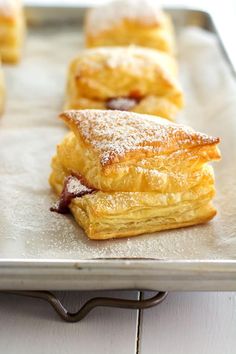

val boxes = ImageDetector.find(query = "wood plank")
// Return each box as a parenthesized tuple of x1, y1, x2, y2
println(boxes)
(139, 292, 236, 354)
(0, 291, 139, 354)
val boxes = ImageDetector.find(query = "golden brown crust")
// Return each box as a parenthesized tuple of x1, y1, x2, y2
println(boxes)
(0, 0, 25, 63)
(65, 46, 183, 121)
(85, 0, 175, 54)
(60, 110, 220, 169)
(55, 138, 217, 193)
(50, 109, 221, 240)
(49, 157, 217, 240)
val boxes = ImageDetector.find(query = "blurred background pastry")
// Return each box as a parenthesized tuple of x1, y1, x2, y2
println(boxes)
(0, 0, 25, 63)
(85, 0, 175, 54)
(65, 46, 183, 121)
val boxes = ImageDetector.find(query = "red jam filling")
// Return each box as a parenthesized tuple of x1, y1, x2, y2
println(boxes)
(50, 174, 96, 214)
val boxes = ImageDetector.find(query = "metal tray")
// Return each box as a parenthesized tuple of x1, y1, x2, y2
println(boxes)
(0, 4, 236, 291)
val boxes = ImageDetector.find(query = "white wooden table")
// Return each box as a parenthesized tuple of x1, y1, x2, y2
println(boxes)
(1, 1, 235, 352)
(0, 291, 235, 354)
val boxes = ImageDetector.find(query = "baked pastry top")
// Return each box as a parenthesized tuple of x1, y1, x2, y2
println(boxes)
(85, 0, 175, 54)
(65, 46, 184, 121)
(0, 0, 25, 63)
(50, 110, 221, 240)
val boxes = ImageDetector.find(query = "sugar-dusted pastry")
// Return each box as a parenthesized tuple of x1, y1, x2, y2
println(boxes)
(65, 47, 184, 121)
(49, 110, 221, 240)
(85, 0, 175, 54)
(0, 0, 25, 63)
(0, 59, 5, 113)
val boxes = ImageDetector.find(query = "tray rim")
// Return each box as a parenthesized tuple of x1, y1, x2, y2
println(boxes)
(1, 259, 236, 291)
(1, 258, 236, 273)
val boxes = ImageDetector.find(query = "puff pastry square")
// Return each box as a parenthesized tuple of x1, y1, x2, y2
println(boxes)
(85, 0, 175, 54)
(49, 110, 221, 240)
(0, 0, 25, 63)
(65, 46, 184, 121)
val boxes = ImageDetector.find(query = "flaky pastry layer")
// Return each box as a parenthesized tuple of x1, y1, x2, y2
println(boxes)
(50, 109, 220, 240)
(50, 157, 216, 240)
(55, 132, 216, 193)
(59, 110, 220, 192)
(85, 0, 175, 54)
(65, 47, 183, 120)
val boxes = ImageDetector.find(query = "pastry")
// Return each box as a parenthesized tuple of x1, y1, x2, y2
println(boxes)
(85, 0, 175, 54)
(0, 0, 25, 63)
(49, 109, 221, 240)
(0, 60, 5, 113)
(65, 46, 184, 121)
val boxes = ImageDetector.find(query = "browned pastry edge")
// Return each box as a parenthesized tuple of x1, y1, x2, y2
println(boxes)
(59, 110, 221, 169)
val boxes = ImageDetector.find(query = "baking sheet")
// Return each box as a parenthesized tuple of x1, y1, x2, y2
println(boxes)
(0, 8, 236, 290)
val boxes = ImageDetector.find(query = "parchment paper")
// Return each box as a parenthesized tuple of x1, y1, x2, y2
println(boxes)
(0, 25, 235, 260)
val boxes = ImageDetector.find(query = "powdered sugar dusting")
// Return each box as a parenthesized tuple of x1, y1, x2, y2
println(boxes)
(86, 0, 164, 35)
(135, 166, 164, 176)
(74, 46, 173, 72)
(105, 46, 140, 69)
(67, 176, 93, 195)
(50, 174, 96, 214)
(62, 109, 219, 166)
(0, 26, 235, 262)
